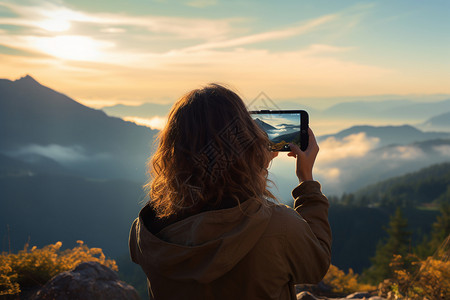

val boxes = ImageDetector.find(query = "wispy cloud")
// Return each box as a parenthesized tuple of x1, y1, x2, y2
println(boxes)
(181, 14, 337, 52)
(0, 1, 236, 39)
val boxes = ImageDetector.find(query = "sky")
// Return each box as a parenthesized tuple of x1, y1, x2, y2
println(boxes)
(0, 0, 449, 108)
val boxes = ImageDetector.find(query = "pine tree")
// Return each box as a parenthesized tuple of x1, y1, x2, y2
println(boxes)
(363, 207, 411, 283)
(416, 202, 450, 258)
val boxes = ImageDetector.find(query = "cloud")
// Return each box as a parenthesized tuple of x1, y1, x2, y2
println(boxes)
(268, 133, 381, 194)
(12, 144, 110, 165)
(182, 14, 337, 52)
(380, 145, 425, 160)
(317, 133, 380, 164)
(433, 145, 450, 157)
(0, 1, 235, 39)
(315, 167, 341, 181)
(26, 35, 115, 61)
(123, 116, 168, 130)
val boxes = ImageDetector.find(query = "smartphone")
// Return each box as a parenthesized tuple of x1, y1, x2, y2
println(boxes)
(250, 110, 309, 151)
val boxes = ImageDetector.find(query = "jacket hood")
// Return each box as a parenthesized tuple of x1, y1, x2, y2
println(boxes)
(130, 199, 272, 283)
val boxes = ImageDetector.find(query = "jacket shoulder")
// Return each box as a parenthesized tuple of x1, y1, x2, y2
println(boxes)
(263, 204, 307, 235)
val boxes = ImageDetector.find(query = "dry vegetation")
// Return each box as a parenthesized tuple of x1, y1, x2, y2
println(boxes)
(0, 241, 117, 296)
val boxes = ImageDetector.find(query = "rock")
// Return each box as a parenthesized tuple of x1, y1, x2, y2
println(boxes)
(346, 292, 373, 298)
(33, 262, 140, 300)
(297, 291, 319, 300)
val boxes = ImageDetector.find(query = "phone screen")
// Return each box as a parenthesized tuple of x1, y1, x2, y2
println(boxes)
(250, 111, 306, 151)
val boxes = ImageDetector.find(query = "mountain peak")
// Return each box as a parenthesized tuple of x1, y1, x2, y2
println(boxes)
(15, 75, 41, 86)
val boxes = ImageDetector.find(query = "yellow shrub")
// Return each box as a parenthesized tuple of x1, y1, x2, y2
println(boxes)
(386, 254, 450, 299)
(323, 264, 375, 294)
(0, 240, 117, 296)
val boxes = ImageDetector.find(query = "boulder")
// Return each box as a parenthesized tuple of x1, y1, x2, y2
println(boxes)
(346, 292, 373, 298)
(33, 262, 140, 300)
(297, 291, 319, 300)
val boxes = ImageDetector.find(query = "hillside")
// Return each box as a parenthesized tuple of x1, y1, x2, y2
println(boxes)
(0, 75, 157, 181)
(0, 166, 143, 257)
(328, 205, 439, 273)
(353, 162, 450, 207)
(326, 162, 449, 273)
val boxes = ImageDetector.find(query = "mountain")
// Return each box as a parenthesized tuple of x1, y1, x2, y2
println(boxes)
(101, 102, 172, 119)
(0, 75, 158, 181)
(321, 98, 450, 121)
(0, 75, 156, 256)
(422, 111, 450, 132)
(253, 118, 277, 131)
(318, 125, 450, 147)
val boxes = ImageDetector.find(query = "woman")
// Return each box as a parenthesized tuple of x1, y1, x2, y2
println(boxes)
(129, 84, 332, 300)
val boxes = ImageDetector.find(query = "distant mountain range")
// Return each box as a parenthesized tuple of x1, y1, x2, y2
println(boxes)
(318, 125, 450, 147)
(321, 98, 450, 121)
(101, 97, 450, 133)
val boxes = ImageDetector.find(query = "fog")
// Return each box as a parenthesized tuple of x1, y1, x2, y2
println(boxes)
(9, 144, 111, 166)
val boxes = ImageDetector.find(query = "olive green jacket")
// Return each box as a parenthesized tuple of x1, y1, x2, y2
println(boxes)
(129, 181, 332, 299)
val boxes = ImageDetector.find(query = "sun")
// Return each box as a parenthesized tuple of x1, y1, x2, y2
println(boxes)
(36, 8, 86, 33)
(38, 19, 71, 32)
(29, 35, 111, 61)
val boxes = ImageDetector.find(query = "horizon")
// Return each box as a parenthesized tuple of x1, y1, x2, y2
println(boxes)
(4, 74, 450, 110)
(1, 0, 449, 108)
(4, 74, 450, 137)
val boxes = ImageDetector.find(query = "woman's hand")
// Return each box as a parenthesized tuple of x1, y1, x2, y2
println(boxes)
(287, 128, 319, 183)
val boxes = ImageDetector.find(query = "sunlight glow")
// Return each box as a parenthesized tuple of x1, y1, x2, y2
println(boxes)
(36, 7, 90, 32)
(38, 18, 71, 32)
(123, 116, 168, 130)
(29, 35, 111, 61)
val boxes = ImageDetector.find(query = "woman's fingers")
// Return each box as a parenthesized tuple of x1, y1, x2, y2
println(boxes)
(287, 127, 319, 183)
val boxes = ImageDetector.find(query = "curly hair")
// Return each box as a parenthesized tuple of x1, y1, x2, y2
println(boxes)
(145, 84, 277, 218)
